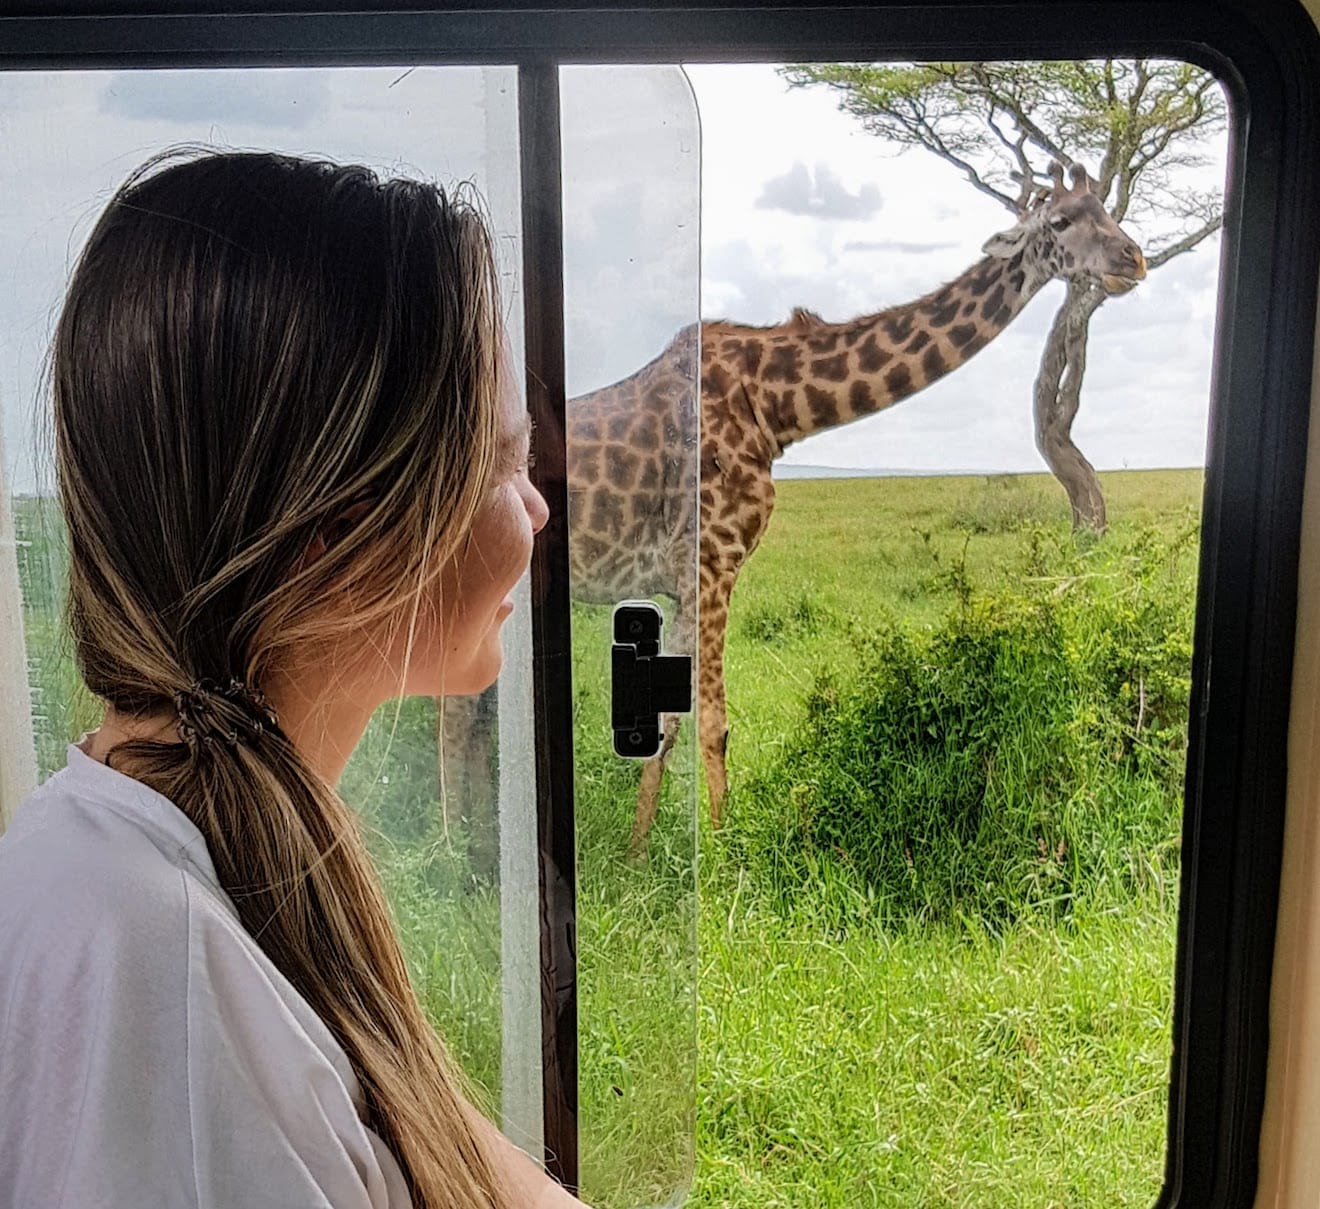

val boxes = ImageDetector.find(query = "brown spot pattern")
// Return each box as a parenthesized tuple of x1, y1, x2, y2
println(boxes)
(848, 379, 875, 413)
(969, 263, 1000, 296)
(928, 298, 961, 327)
(804, 383, 840, 427)
(632, 417, 660, 452)
(608, 450, 640, 490)
(763, 343, 802, 384)
(882, 311, 915, 343)
(884, 363, 913, 396)
(589, 486, 625, 537)
(810, 352, 849, 381)
(857, 333, 893, 373)
(724, 338, 763, 376)
(805, 330, 841, 354)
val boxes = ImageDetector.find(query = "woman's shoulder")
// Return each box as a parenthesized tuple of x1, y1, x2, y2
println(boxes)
(0, 756, 409, 1208)
(0, 749, 219, 933)
(0, 760, 222, 1020)
(0, 746, 369, 1095)
(0, 747, 361, 1086)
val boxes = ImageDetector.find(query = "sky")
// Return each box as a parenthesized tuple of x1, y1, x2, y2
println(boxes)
(685, 64, 1225, 476)
(0, 62, 1226, 495)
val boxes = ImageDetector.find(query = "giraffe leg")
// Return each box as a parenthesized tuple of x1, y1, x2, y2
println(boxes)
(438, 687, 499, 881)
(629, 591, 696, 858)
(699, 575, 734, 829)
(628, 711, 682, 860)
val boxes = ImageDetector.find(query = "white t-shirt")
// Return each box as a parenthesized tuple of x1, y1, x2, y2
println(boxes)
(0, 743, 414, 1209)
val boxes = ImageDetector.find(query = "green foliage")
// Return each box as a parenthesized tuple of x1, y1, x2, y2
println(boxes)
(740, 587, 836, 643)
(12, 498, 98, 774)
(696, 896, 1173, 1208)
(15, 471, 1200, 1206)
(950, 475, 1064, 535)
(732, 521, 1195, 925)
(781, 59, 1225, 242)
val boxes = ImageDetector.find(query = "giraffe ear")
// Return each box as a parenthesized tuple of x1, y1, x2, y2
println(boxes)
(982, 225, 1028, 258)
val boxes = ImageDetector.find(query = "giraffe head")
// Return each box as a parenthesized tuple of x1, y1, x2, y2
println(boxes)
(982, 162, 1147, 295)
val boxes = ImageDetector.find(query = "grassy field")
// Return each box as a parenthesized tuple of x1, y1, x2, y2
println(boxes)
(684, 468, 1197, 1208)
(14, 467, 1201, 1208)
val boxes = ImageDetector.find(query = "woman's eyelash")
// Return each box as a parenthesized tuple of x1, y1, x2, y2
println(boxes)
(524, 419, 538, 470)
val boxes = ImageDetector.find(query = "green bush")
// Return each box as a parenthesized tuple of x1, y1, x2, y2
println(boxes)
(732, 523, 1196, 925)
(950, 474, 1067, 535)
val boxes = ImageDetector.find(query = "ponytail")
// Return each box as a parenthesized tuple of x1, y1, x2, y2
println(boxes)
(54, 150, 510, 1209)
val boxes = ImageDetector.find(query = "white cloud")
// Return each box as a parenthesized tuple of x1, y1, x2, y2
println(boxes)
(0, 66, 513, 495)
(755, 161, 883, 221)
(97, 69, 332, 129)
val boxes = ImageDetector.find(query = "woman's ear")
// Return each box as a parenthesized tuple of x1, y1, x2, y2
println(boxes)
(300, 498, 375, 567)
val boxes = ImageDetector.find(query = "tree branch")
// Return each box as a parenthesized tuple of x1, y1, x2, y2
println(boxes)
(1147, 214, 1223, 268)
(896, 115, 1019, 211)
(955, 75, 1072, 166)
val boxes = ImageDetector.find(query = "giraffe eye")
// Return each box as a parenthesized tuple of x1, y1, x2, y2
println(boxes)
(1049, 214, 1072, 231)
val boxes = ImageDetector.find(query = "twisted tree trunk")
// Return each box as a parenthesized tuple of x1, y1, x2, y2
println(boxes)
(1033, 279, 1110, 532)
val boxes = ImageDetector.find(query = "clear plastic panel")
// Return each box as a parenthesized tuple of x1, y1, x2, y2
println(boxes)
(0, 62, 541, 1145)
(561, 66, 701, 1208)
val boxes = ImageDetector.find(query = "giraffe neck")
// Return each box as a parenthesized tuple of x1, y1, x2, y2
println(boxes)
(747, 236, 1059, 453)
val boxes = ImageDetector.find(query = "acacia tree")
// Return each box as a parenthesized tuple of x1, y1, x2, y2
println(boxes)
(783, 60, 1225, 530)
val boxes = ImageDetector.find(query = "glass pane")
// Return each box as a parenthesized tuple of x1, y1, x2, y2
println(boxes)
(682, 58, 1226, 1206)
(562, 65, 701, 1209)
(0, 62, 540, 1147)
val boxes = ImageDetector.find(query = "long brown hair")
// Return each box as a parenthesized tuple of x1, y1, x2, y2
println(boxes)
(53, 149, 510, 1208)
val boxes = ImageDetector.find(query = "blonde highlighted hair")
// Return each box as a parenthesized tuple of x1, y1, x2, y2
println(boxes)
(53, 149, 511, 1208)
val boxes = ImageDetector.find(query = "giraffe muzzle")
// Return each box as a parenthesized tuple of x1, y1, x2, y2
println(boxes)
(1101, 245, 1147, 294)
(1101, 273, 1139, 294)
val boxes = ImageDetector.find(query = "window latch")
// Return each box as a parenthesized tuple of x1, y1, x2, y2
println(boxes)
(611, 601, 693, 758)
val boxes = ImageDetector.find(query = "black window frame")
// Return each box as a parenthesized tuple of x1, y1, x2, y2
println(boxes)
(2, 2, 1317, 1204)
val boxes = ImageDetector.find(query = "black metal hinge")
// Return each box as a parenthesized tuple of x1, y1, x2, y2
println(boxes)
(610, 600, 693, 758)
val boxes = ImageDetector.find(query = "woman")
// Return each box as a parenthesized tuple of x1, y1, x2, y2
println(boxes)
(0, 150, 586, 1208)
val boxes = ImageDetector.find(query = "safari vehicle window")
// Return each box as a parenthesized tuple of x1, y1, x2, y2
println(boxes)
(2, 4, 1318, 1208)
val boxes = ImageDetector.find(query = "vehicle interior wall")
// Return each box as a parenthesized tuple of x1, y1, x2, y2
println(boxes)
(1257, 3, 1320, 1205)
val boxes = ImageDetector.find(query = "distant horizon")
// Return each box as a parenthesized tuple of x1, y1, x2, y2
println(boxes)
(772, 461, 1205, 480)
(2, 65, 1223, 496)
(9, 462, 1206, 501)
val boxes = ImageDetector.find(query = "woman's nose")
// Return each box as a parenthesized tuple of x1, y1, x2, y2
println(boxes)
(527, 482, 550, 535)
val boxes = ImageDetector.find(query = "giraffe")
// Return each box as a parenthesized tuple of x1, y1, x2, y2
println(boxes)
(560, 162, 1148, 855)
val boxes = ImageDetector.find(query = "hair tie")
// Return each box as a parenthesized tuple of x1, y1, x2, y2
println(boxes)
(173, 678, 279, 750)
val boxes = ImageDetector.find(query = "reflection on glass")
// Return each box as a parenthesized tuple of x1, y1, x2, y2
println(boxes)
(562, 65, 701, 1209)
